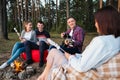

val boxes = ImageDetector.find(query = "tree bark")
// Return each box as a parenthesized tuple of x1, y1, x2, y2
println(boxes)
(0, 0, 8, 39)
(56, 0, 58, 31)
(66, 0, 69, 29)
(25, 0, 28, 20)
(0, 0, 3, 39)
(66, 0, 69, 18)
(100, 0, 103, 8)
(118, 0, 120, 12)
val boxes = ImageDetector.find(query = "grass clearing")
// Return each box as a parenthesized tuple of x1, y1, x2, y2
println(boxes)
(0, 32, 97, 53)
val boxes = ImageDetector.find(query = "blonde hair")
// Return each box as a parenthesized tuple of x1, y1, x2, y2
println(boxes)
(22, 20, 32, 31)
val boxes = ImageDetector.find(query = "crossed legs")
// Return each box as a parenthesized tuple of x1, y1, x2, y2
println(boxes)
(37, 49, 67, 80)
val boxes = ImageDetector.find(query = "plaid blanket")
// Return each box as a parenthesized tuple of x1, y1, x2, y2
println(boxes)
(50, 52, 120, 80)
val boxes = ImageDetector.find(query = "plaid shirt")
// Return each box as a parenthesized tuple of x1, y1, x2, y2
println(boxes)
(50, 52, 120, 80)
(65, 26, 85, 51)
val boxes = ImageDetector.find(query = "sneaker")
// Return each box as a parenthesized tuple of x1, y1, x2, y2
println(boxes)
(10, 62, 14, 68)
(0, 62, 8, 69)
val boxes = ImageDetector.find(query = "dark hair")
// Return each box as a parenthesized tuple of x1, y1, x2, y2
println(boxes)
(37, 20, 45, 26)
(67, 17, 76, 21)
(94, 5, 120, 38)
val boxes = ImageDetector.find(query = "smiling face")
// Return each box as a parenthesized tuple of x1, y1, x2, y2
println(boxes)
(25, 22, 32, 31)
(23, 21, 32, 32)
(37, 23, 44, 32)
(67, 18, 76, 29)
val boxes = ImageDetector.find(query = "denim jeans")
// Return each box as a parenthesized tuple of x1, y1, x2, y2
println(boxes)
(24, 41, 49, 64)
(49, 45, 80, 54)
(7, 42, 25, 64)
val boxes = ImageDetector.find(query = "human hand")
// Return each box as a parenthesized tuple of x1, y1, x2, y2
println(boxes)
(21, 39, 26, 42)
(19, 37, 22, 41)
(36, 41, 40, 45)
(61, 32, 65, 38)
(19, 37, 26, 42)
(64, 39, 70, 45)
(45, 41, 50, 45)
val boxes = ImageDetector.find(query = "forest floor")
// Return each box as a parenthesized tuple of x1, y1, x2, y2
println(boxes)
(0, 32, 97, 80)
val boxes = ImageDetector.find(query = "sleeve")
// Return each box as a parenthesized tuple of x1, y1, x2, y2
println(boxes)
(73, 28, 84, 47)
(68, 37, 106, 72)
(46, 31, 50, 38)
(65, 29, 71, 35)
(20, 30, 25, 38)
(31, 31, 37, 42)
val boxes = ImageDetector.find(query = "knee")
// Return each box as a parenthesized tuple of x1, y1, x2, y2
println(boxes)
(16, 48, 25, 54)
(15, 42, 21, 46)
(49, 49, 58, 56)
(47, 49, 61, 62)
(40, 41, 46, 46)
(24, 41, 31, 46)
(13, 42, 22, 47)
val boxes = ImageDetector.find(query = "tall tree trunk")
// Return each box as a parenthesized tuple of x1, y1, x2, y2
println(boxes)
(36, 0, 40, 20)
(87, 0, 94, 31)
(0, 0, 8, 39)
(118, 0, 120, 12)
(32, 0, 35, 23)
(108, 0, 113, 5)
(66, 0, 69, 29)
(25, 0, 28, 20)
(56, 0, 58, 31)
(17, 0, 22, 31)
(45, 0, 47, 19)
(48, 0, 51, 31)
(100, 0, 103, 8)
(21, 0, 23, 22)
(14, 2, 18, 25)
(66, 0, 69, 18)
(0, 0, 3, 39)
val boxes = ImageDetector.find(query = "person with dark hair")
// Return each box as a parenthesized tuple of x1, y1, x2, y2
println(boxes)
(37, 6, 120, 80)
(24, 20, 50, 67)
(50, 17, 85, 54)
(60, 17, 85, 54)
(37, 17, 85, 80)
(0, 21, 37, 69)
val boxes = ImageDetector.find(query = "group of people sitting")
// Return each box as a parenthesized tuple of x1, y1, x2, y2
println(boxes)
(0, 20, 50, 68)
(0, 5, 120, 80)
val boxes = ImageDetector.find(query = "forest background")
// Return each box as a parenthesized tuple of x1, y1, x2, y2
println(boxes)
(0, 1, 119, 79)
(0, 0, 120, 52)
(0, 0, 120, 40)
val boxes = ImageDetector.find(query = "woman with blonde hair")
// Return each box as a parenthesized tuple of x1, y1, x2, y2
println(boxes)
(0, 20, 37, 69)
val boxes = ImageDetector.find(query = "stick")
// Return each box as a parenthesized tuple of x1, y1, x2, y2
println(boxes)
(14, 28, 20, 37)
(47, 38, 65, 53)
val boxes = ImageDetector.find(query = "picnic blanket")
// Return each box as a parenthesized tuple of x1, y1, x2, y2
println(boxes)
(50, 52, 120, 80)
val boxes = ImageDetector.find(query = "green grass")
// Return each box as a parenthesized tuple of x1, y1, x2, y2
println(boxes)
(0, 32, 97, 53)
(0, 33, 19, 53)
